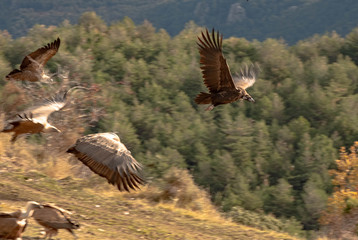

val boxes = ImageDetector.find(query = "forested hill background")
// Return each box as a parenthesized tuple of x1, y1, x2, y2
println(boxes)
(1, 0, 358, 44)
(2, 10, 358, 239)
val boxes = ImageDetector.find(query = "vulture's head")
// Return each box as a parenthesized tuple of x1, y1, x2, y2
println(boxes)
(25, 201, 43, 217)
(26, 201, 43, 209)
(242, 91, 255, 103)
(43, 124, 61, 133)
(72, 221, 81, 229)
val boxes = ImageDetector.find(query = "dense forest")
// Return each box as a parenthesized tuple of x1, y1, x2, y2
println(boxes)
(1, 11, 358, 238)
(1, 0, 358, 44)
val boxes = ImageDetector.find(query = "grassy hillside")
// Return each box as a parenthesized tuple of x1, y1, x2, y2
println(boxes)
(0, 135, 298, 240)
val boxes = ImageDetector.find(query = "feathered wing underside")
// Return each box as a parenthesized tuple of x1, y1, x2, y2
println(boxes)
(197, 28, 235, 93)
(33, 205, 78, 230)
(233, 63, 259, 90)
(1, 89, 70, 143)
(67, 133, 144, 192)
(20, 37, 61, 70)
(23, 90, 67, 123)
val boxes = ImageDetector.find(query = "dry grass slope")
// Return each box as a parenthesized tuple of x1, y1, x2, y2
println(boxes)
(0, 135, 300, 240)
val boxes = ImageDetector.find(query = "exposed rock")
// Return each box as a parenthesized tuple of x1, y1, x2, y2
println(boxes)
(227, 3, 246, 24)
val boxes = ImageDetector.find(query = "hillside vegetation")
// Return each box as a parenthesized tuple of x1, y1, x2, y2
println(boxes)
(0, 0, 358, 44)
(0, 136, 299, 240)
(1, 12, 358, 238)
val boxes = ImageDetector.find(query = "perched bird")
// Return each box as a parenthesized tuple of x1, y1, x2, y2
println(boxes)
(6, 38, 60, 82)
(194, 28, 259, 110)
(0, 201, 42, 240)
(32, 203, 80, 239)
(67, 132, 145, 192)
(1, 86, 84, 143)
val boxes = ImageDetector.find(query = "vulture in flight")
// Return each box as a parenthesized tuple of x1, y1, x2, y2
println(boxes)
(0, 201, 42, 240)
(1, 86, 83, 143)
(5, 37, 60, 82)
(32, 203, 80, 239)
(67, 132, 145, 192)
(194, 28, 259, 110)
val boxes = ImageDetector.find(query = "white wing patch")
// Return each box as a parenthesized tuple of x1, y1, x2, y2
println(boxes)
(233, 63, 260, 90)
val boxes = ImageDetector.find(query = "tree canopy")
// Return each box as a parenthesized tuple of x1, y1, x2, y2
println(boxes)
(2, 12, 358, 237)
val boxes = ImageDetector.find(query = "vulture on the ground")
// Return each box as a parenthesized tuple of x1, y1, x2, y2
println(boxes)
(32, 203, 80, 239)
(67, 132, 145, 192)
(0, 201, 42, 240)
(1, 86, 83, 143)
(5, 38, 60, 82)
(194, 28, 259, 110)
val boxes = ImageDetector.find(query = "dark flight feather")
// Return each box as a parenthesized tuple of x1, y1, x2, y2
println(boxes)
(66, 133, 144, 192)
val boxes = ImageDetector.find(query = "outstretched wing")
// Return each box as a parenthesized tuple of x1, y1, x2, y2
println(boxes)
(23, 90, 68, 123)
(197, 28, 235, 93)
(20, 37, 61, 70)
(67, 133, 144, 192)
(233, 63, 260, 90)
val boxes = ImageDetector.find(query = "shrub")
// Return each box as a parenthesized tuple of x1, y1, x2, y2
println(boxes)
(228, 206, 304, 237)
(138, 167, 213, 212)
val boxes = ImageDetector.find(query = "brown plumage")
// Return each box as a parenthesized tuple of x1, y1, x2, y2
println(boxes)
(194, 28, 259, 110)
(32, 203, 80, 239)
(6, 38, 60, 82)
(0, 201, 42, 240)
(67, 132, 145, 192)
(0, 87, 79, 143)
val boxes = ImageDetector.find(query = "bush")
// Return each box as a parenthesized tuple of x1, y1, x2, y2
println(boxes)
(228, 206, 304, 237)
(138, 167, 213, 211)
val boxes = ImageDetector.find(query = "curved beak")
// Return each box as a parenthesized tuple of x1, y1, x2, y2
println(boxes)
(243, 95, 255, 103)
(46, 126, 61, 133)
(247, 97, 255, 103)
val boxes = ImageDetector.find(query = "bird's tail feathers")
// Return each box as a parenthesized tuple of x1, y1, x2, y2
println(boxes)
(195, 92, 212, 104)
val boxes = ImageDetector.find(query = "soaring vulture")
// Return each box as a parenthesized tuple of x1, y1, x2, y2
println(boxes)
(1, 86, 82, 143)
(5, 38, 60, 82)
(0, 201, 42, 240)
(67, 132, 145, 192)
(194, 28, 259, 110)
(32, 203, 80, 239)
